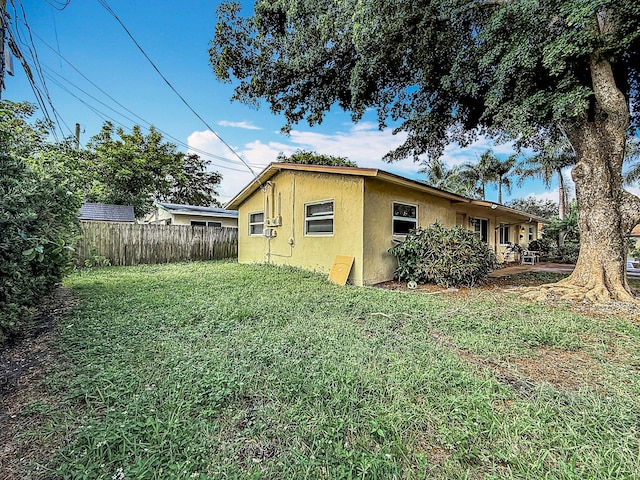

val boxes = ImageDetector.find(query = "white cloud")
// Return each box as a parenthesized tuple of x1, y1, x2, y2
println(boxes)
(527, 189, 561, 203)
(284, 124, 424, 177)
(627, 184, 640, 198)
(187, 130, 261, 203)
(189, 125, 581, 205)
(218, 120, 262, 130)
(439, 136, 528, 167)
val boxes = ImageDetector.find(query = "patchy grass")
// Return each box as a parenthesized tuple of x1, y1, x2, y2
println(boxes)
(5, 262, 640, 479)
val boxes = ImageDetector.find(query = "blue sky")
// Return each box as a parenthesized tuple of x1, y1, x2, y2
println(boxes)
(6, 0, 574, 204)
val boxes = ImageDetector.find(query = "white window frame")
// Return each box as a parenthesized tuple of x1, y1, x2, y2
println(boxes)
(249, 211, 264, 236)
(528, 226, 534, 242)
(304, 200, 334, 236)
(470, 217, 489, 243)
(392, 202, 418, 236)
(499, 223, 510, 245)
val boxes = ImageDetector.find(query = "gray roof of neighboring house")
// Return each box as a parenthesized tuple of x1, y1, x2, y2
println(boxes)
(79, 203, 135, 223)
(156, 202, 238, 219)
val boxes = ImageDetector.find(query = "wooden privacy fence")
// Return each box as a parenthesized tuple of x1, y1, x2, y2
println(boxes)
(77, 222, 238, 266)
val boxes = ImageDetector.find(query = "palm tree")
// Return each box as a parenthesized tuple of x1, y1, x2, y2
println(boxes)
(623, 136, 640, 186)
(487, 154, 517, 204)
(457, 150, 500, 200)
(420, 158, 479, 197)
(515, 140, 575, 219)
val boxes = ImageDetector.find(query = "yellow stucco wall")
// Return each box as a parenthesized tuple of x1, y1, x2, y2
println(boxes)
(237, 170, 365, 285)
(456, 205, 538, 262)
(360, 180, 540, 284)
(362, 178, 458, 285)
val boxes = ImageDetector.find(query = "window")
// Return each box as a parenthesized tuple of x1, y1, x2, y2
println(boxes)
(499, 223, 510, 245)
(191, 220, 223, 227)
(305, 200, 334, 235)
(249, 212, 264, 236)
(470, 218, 489, 243)
(392, 202, 418, 235)
(528, 226, 534, 242)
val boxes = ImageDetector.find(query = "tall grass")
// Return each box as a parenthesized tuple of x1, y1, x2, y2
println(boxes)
(17, 262, 640, 478)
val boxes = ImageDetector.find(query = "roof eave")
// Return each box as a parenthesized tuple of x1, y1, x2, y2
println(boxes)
(469, 200, 549, 224)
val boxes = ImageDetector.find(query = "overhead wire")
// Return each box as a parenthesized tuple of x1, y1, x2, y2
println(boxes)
(20, 14, 265, 172)
(95, 0, 259, 179)
(44, 0, 71, 11)
(7, 0, 67, 139)
(21, 48, 258, 174)
(14, 1, 65, 135)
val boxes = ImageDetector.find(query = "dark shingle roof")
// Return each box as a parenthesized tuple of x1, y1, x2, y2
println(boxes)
(79, 203, 135, 223)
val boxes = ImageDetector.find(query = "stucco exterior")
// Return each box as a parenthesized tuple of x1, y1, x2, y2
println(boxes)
(228, 163, 543, 286)
(237, 170, 366, 285)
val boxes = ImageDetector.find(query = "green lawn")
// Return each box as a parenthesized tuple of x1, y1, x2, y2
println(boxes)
(16, 262, 640, 478)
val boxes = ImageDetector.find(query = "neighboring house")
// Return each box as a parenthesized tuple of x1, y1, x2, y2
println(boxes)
(631, 224, 640, 252)
(144, 202, 238, 228)
(79, 203, 135, 223)
(226, 163, 546, 286)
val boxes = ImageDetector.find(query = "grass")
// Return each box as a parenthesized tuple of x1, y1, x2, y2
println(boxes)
(13, 262, 640, 478)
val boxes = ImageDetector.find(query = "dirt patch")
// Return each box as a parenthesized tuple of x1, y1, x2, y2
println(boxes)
(0, 286, 80, 479)
(376, 275, 640, 322)
(427, 330, 607, 396)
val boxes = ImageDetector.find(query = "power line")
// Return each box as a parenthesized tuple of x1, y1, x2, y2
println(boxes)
(40, 69, 256, 174)
(7, 0, 67, 139)
(18, 20, 265, 173)
(24, 51, 258, 174)
(96, 0, 258, 179)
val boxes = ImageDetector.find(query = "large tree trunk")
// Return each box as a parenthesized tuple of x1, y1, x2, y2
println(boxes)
(525, 56, 640, 304)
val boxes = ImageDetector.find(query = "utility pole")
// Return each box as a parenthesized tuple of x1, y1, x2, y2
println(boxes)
(0, 0, 7, 99)
(75, 123, 81, 149)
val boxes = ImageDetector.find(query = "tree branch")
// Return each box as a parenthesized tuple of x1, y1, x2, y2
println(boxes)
(590, 56, 629, 122)
(620, 190, 640, 233)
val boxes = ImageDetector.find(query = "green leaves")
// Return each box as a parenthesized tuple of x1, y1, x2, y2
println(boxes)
(389, 223, 497, 287)
(0, 101, 83, 343)
(211, 0, 640, 158)
(84, 122, 223, 217)
(276, 149, 357, 166)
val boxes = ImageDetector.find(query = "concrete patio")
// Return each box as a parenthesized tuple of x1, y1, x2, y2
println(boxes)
(490, 262, 640, 279)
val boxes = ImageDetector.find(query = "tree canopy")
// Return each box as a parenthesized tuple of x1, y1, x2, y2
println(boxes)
(276, 149, 357, 167)
(505, 197, 559, 220)
(83, 123, 223, 217)
(212, 1, 640, 158)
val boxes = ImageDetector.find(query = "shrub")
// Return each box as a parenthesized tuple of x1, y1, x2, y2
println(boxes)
(82, 247, 112, 268)
(527, 238, 553, 256)
(389, 223, 497, 287)
(0, 102, 83, 344)
(554, 243, 580, 264)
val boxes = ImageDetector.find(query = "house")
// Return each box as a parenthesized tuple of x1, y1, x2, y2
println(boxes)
(79, 203, 135, 223)
(144, 202, 238, 228)
(631, 224, 640, 252)
(226, 163, 546, 286)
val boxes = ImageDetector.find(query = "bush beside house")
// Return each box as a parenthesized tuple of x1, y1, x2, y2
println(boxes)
(389, 224, 497, 288)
